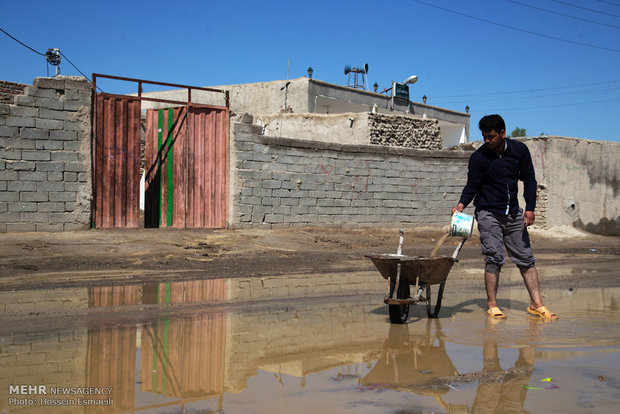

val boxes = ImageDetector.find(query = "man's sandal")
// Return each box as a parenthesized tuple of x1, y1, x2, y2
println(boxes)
(485, 306, 506, 319)
(526, 306, 559, 320)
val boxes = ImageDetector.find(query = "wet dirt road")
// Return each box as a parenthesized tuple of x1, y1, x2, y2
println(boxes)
(1, 226, 619, 413)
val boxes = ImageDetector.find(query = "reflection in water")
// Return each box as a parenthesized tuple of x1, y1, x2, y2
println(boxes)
(363, 320, 457, 393)
(471, 320, 535, 414)
(362, 319, 535, 413)
(89, 281, 227, 412)
(1, 284, 619, 413)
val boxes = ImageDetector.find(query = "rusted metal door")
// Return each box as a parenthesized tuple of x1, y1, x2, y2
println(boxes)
(92, 74, 229, 229)
(145, 106, 228, 228)
(93, 94, 141, 228)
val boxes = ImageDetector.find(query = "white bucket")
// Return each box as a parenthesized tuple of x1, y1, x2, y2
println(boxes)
(450, 212, 474, 237)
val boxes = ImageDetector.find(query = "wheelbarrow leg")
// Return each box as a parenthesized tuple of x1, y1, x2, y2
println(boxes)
(425, 281, 447, 318)
(388, 263, 411, 324)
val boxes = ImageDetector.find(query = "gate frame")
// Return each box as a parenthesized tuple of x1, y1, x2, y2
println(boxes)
(91, 74, 230, 228)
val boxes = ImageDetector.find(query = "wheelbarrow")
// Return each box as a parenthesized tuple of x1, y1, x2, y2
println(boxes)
(365, 229, 467, 323)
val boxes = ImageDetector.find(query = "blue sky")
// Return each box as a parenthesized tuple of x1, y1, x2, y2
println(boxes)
(2, 0, 619, 142)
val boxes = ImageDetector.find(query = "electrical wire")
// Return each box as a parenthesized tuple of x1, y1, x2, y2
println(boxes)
(58, 51, 90, 83)
(549, 0, 620, 18)
(592, 0, 620, 8)
(433, 86, 620, 104)
(411, 0, 620, 52)
(59, 51, 103, 92)
(431, 79, 620, 99)
(0, 26, 44, 56)
(506, 0, 620, 29)
(1, 26, 102, 92)
(476, 97, 620, 112)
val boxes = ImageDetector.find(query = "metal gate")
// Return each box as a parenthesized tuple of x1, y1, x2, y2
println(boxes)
(144, 106, 229, 228)
(93, 94, 141, 228)
(92, 74, 229, 229)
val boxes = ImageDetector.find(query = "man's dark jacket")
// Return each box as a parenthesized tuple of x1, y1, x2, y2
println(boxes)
(458, 138, 537, 217)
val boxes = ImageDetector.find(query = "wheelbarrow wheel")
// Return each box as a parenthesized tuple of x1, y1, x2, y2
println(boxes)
(389, 284, 410, 324)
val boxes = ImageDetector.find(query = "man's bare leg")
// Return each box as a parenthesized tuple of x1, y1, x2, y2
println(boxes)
(520, 266, 544, 310)
(485, 271, 500, 309)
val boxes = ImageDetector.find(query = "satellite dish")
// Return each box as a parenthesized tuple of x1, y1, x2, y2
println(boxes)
(403, 75, 418, 85)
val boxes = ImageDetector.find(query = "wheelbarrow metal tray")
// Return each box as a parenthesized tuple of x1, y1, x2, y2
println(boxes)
(364, 254, 456, 286)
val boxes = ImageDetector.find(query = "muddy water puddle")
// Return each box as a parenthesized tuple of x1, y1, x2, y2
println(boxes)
(1, 280, 619, 413)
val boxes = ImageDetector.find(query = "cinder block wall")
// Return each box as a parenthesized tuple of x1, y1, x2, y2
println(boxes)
(231, 122, 471, 228)
(0, 77, 91, 232)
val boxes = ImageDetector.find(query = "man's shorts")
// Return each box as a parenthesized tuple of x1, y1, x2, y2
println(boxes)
(475, 209, 535, 274)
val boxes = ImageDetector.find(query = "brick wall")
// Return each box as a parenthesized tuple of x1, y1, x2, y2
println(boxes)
(0, 81, 27, 105)
(0, 77, 91, 232)
(231, 122, 472, 228)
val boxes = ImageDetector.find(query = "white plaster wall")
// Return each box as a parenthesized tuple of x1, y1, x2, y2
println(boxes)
(257, 112, 369, 145)
(523, 137, 620, 235)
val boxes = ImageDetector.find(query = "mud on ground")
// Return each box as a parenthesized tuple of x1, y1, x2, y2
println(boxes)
(0, 225, 618, 292)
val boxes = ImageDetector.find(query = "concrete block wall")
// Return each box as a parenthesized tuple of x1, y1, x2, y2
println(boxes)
(227, 271, 385, 302)
(0, 288, 89, 317)
(0, 76, 92, 232)
(225, 300, 386, 393)
(231, 122, 471, 228)
(0, 329, 88, 413)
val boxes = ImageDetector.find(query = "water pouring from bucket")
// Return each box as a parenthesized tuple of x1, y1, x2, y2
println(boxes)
(429, 212, 474, 258)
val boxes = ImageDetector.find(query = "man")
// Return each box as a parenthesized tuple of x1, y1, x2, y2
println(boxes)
(452, 114, 557, 320)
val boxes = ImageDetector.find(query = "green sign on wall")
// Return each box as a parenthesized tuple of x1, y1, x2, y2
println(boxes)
(393, 82, 409, 100)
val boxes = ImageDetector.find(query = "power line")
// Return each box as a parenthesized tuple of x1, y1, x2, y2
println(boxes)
(431, 79, 620, 99)
(432, 86, 620, 105)
(506, 0, 620, 29)
(474, 97, 620, 112)
(1, 26, 101, 91)
(411, 0, 620, 52)
(592, 0, 620, 8)
(58, 51, 90, 82)
(550, 0, 620, 18)
(0, 26, 45, 56)
(58, 51, 102, 92)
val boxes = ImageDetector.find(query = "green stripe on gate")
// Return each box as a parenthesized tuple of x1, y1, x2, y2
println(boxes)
(166, 108, 174, 226)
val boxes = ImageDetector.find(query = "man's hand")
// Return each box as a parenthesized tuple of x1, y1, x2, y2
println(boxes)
(452, 203, 465, 214)
(524, 211, 535, 226)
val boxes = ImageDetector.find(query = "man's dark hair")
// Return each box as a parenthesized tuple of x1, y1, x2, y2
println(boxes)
(478, 114, 506, 133)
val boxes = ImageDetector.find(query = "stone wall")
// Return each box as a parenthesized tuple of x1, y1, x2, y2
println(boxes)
(369, 113, 442, 149)
(231, 122, 471, 228)
(256, 112, 443, 149)
(0, 76, 91, 232)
